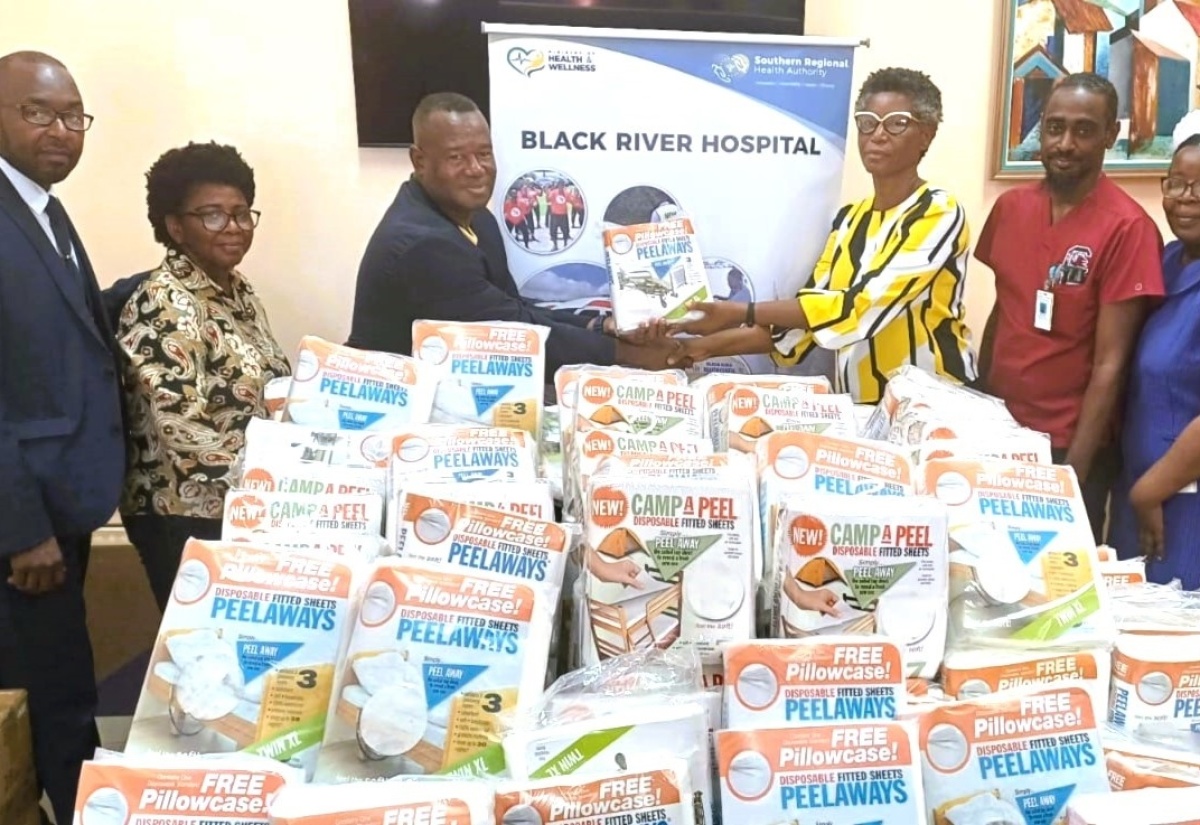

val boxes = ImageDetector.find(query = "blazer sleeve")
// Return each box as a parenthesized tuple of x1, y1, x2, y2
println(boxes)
(386, 238, 617, 374)
(0, 288, 56, 556)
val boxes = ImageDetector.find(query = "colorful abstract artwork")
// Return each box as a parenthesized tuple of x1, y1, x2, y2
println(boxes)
(995, 0, 1200, 176)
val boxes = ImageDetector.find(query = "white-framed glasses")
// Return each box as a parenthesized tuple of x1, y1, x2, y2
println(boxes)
(854, 111, 919, 136)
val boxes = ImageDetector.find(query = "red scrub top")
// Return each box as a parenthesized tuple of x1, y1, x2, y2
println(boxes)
(976, 176, 1164, 448)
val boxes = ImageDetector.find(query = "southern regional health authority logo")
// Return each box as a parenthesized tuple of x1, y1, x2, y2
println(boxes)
(507, 46, 547, 77)
(712, 53, 749, 83)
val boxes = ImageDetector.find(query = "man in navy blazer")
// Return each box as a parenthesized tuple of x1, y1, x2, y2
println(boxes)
(0, 51, 124, 824)
(347, 92, 680, 375)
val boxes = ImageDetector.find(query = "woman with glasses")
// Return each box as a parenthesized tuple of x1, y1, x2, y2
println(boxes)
(1109, 135, 1200, 588)
(115, 141, 290, 610)
(650, 67, 976, 404)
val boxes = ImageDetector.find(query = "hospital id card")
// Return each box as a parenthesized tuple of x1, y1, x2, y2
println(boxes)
(1035, 289, 1054, 332)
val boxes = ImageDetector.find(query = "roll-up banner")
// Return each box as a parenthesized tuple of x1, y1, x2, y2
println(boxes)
(485, 23, 861, 375)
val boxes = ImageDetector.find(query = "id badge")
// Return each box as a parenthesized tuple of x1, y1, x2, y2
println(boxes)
(1034, 289, 1054, 332)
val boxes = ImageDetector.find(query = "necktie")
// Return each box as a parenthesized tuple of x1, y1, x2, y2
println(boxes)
(45, 195, 82, 283)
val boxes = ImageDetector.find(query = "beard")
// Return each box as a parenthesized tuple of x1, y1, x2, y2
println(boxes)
(1042, 155, 1094, 196)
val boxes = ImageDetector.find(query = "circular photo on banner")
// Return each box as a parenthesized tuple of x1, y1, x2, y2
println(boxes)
(602, 184, 683, 227)
(704, 256, 755, 303)
(501, 169, 587, 255)
(519, 261, 611, 317)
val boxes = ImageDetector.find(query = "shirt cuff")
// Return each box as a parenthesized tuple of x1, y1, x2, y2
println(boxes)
(797, 290, 847, 348)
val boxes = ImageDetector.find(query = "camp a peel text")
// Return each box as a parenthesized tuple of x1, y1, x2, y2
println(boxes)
(521, 130, 821, 155)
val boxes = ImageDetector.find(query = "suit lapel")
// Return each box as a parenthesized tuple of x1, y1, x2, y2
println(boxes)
(0, 171, 106, 345)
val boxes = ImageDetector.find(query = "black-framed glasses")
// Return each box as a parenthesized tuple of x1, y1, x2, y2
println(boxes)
(6, 103, 93, 132)
(184, 209, 261, 232)
(854, 110, 919, 136)
(1162, 176, 1200, 199)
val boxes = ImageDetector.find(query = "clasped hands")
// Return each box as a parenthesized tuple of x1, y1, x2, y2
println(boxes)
(607, 300, 744, 371)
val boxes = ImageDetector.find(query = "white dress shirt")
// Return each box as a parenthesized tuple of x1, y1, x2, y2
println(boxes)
(0, 154, 77, 260)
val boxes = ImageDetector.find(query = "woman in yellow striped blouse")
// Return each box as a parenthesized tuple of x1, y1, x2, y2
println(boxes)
(664, 67, 977, 404)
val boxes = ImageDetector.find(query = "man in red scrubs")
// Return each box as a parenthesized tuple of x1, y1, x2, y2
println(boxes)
(976, 72, 1164, 542)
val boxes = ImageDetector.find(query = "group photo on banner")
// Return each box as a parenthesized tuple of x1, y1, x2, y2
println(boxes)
(485, 24, 860, 376)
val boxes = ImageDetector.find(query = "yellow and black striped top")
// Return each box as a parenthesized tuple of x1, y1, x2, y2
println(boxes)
(773, 184, 977, 404)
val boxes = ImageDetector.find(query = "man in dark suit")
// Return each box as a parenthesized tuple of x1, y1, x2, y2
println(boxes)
(347, 92, 678, 374)
(0, 51, 125, 824)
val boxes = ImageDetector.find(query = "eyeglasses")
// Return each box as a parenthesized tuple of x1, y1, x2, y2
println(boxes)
(1162, 176, 1200, 199)
(5, 103, 94, 132)
(184, 209, 260, 232)
(854, 111, 919, 136)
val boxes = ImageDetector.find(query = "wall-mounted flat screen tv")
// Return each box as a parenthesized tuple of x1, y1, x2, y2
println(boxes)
(348, 0, 806, 147)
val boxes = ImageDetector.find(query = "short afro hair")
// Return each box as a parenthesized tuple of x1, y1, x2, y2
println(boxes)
(1051, 72, 1119, 123)
(146, 141, 255, 248)
(855, 67, 943, 124)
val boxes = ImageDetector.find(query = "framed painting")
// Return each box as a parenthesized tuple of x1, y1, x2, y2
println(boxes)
(993, 0, 1200, 178)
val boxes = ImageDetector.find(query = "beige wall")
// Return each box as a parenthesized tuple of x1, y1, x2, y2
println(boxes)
(5, 0, 1173, 355)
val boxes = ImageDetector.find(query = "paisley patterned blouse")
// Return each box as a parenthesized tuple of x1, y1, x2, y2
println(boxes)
(117, 250, 291, 518)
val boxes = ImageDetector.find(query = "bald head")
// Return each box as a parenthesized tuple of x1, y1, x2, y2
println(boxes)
(0, 50, 67, 77)
(0, 50, 85, 188)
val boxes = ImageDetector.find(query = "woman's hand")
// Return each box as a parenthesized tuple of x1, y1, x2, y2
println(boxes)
(1130, 481, 1166, 561)
(668, 301, 746, 336)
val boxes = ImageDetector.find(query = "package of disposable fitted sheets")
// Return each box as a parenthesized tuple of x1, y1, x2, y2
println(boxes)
(284, 335, 434, 430)
(723, 637, 907, 729)
(1109, 633, 1200, 736)
(756, 432, 916, 628)
(693, 372, 832, 440)
(554, 364, 688, 521)
(238, 455, 386, 498)
(573, 374, 704, 440)
(863, 364, 1014, 442)
(921, 458, 1115, 649)
(771, 494, 949, 680)
(73, 749, 302, 825)
(580, 454, 757, 685)
(313, 557, 559, 781)
(384, 425, 542, 546)
(567, 428, 711, 521)
(1104, 734, 1200, 790)
(394, 493, 568, 592)
(230, 531, 387, 563)
(242, 417, 394, 469)
(401, 479, 556, 522)
(917, 683, 1109, 825)
(411, 319, 548, 437)
(711, 385, 856, 453)
(267, 777, 493, 824)
(604, 217, 710, 333)
(124, 540, 362, 778)
(496, 760, 697, 825)
(940, 645, 1111, 719)
(717, 721, 925, 825)
(1067, 787, 1200, 825)
(221, 489, 384, 542)
(503, 703, 714, 825)
(911, 429, 1053, 465)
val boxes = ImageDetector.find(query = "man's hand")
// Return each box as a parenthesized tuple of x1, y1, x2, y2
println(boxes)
(1130, 480, 1166, 561)
(616, 336, 687, 371)
(665, 336, 710, 369)
(668, 301, 746, 336)
(8, 536, 66, 595)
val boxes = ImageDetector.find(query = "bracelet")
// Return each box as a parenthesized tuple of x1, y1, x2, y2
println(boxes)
(745, 302, 756, 327)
